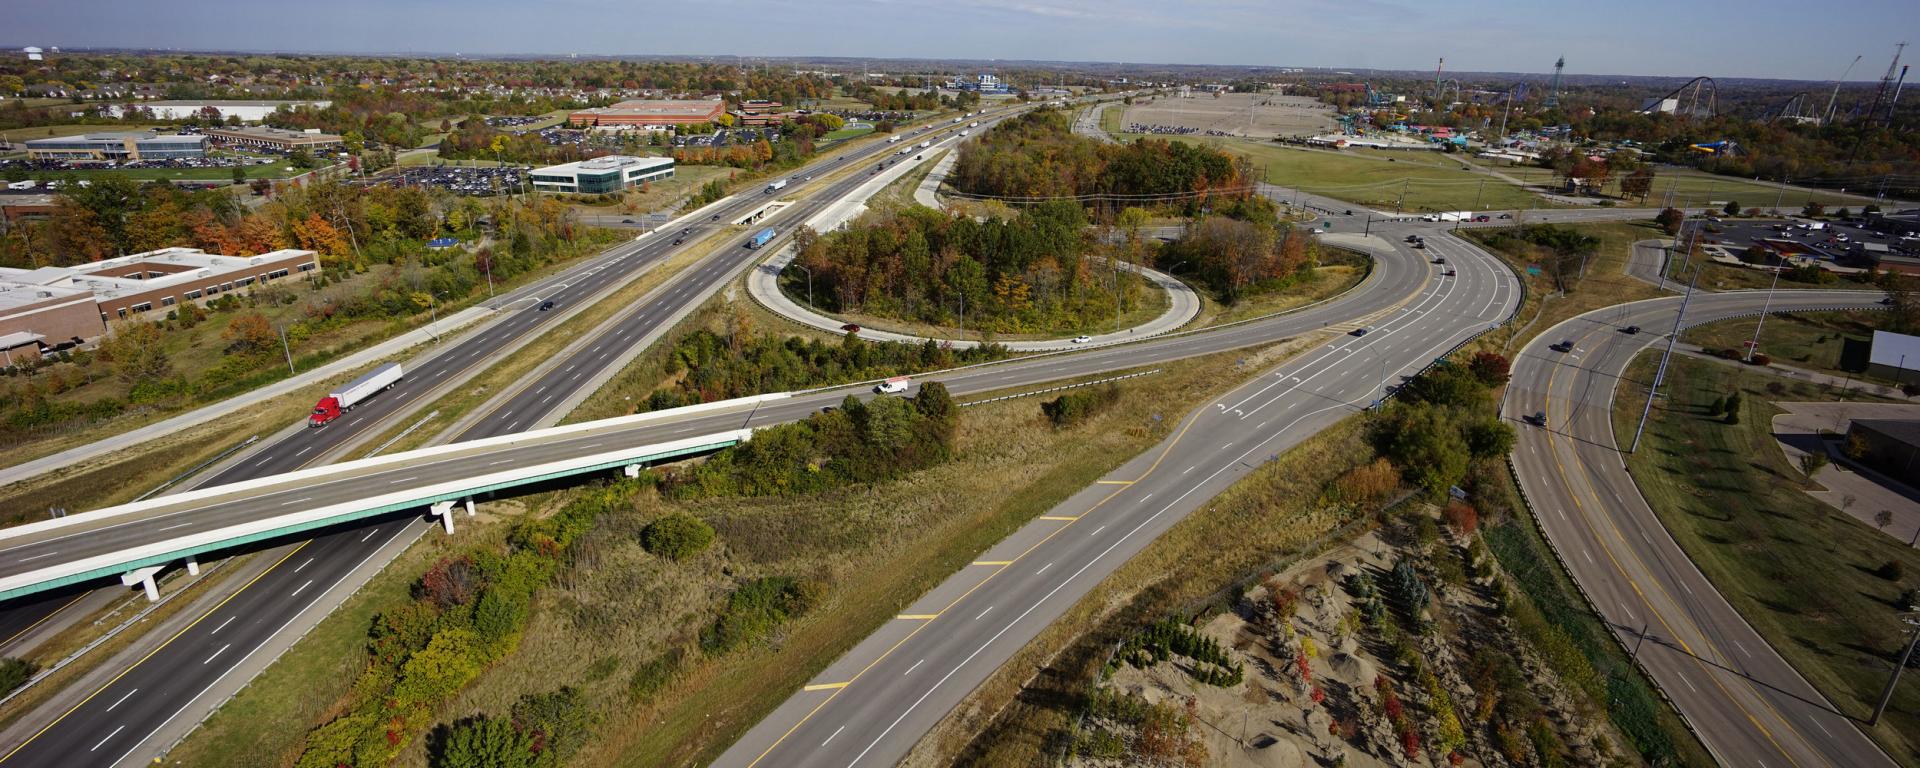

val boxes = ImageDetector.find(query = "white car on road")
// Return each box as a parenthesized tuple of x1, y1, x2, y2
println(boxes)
(1071, 335, 1093, 344)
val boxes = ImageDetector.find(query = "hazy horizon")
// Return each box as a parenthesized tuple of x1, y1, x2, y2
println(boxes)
(11, 0, 1920, 82)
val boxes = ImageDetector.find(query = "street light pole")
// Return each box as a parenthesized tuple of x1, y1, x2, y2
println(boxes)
(788, 262, 813, 307)
(1746, 262, 1783, 362)
(1868, 616, 1920, 726)
(1632, 262, 1699, 453)
(278, 325, 295, 375)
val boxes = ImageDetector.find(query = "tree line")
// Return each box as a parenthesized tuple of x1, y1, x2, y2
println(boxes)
(639, 326, 1007, 413)
(946, 109, 1254, 216)
(791, 201, 1153, 334)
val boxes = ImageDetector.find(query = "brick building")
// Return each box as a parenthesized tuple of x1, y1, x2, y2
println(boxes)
(567, 99, 727, 130)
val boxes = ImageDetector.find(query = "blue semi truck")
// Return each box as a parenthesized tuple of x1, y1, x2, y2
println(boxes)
(747, 227, 777, 249)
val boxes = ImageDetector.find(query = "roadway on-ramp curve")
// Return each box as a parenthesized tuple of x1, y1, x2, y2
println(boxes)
(1504, 288, 1895, 768)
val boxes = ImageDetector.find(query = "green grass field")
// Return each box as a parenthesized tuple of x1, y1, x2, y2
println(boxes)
(1612, 353, 1920, 763)
(1495, 164, 1884, 209)
(1167, 138, 1550, 213)
(821, 125, 875, 141)
(1682, 310, 1901, 385)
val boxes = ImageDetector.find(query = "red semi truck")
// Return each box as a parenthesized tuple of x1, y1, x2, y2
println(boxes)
(310, 362, 404, 427)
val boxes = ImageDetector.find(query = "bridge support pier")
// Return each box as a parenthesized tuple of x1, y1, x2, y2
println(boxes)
(120, 565, 165, 602)
(464, 498, 475, 516)
(623, 464, 642, 478)
(431, 501, 456, 533)
(185, 556, 199, 576)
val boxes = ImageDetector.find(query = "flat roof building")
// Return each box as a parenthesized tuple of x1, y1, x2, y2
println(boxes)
(1844, 419, 1920, 480)
(106, 100, 330, 124)
(0, 247, 320, 340)
(1868, 330, 1920, 383)
(568, 100, 726, 129)
(24, 132, 208, 162)
(0, 281, 102, 365)
(529, 155, 674, 194)
(202, 126, 344, 153)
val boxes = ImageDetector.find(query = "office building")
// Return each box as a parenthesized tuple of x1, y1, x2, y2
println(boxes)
(567, 99, 727, 129)
(202, 126, 344, 153)
(529, 155, 674, 194)
(24, 132, 208, 161)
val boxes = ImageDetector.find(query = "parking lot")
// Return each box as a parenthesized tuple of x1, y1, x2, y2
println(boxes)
(378, 166, 525, 196)
(1702, 215, 1915, 264)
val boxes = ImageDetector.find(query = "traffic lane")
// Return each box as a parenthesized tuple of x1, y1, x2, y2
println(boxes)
(0, 591, 87, 652)
(728, 237, 1518, 767)
(1560, 305, 1879, 768)
(0, 235, 1441, 574)
(0, 521, 413, 767)
(1508, 291, 1892, 767)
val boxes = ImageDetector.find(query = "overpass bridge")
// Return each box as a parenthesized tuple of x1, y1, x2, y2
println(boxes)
(0, 398, 781, 602)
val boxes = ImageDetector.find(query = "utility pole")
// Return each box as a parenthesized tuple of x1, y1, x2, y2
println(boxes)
(1868, 615, 1920, 726)
(1631, 261, 1699, 453)
(1773, 174, 1790, 214)
(278, 325, 295, 375)
(1395, 178, 1409, 213)
(1746, 262, 1783, 362)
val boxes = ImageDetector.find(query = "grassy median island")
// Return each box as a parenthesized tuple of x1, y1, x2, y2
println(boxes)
(1682, 309, 1914, 388)
(1611, 352, 1920, 762)
(164, 339, 1289, 768)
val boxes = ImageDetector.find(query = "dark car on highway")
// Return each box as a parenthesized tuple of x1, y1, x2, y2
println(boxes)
(1549, 340, 1573, 352)
(539, 300, 556, 311)
(1622, 325, 1640, 334)
(841, 323, 861, 333)
(1525, 411, 1546, 426)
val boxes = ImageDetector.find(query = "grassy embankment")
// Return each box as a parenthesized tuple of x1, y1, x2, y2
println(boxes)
(166, 340, 1294, 768)
(1683, 310, 1905, 387)
(1148, 137, 1549, 214)
(1611, 351, 1920, 762)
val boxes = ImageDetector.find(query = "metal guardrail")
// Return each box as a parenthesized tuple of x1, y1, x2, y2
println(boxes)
(959, 369, 1161, 407)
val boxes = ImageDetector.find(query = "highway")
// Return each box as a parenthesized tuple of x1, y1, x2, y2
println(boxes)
(714, 227, 1519, 767)
(0, 108, 1019, 767)
(1504, 288, 1894, 768)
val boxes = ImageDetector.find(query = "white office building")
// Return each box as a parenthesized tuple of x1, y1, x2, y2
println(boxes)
(529, 155, 675, 194)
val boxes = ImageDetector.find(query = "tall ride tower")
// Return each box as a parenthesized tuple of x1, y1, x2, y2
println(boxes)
(1544, 56, 1565, 108)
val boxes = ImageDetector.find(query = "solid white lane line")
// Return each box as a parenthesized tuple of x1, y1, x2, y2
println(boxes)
(90, 725, 125, 752)
(18, 552, 58, 562)
(388, 476, 417, 484)
(211, 616, 236, 635)
(822, 725, 846, 747)
(105, 688, 137, 712)
(204, 643, 230, 665)
(975, 606, 993, 621)
(280, 497, 312, 506)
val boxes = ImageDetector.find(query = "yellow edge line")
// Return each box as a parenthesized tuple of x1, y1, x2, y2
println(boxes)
(801, 682, 849, 692)
(0, 541, 312, 764)
(1037, 516, 1080, 521)
(1541, 332, 1807, 767)
(745, 395, 1211, 768)
(894, 614, 939, 620)
(970, 561, 1011, 566)
(1093, 480, 1133, 485)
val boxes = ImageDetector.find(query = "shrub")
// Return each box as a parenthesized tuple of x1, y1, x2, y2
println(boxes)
(701, 576, 820, 654)
(1442, 502, 1479, 535)
(1874, 560, 1904, 581)
(641, 514, 716, 561)
(1041, 383, 1122, 427)
(0, 657, 36, 695)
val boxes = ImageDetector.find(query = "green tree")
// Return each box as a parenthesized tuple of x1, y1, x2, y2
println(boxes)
(1723, 199, 1741, 217)
(231, 165, 246, 184)
(97, 322, 171, 385)
(1654, 207, 1685, 236)
(396, 628, 481, 708)
(435, 716, 536, 768)
(1802, 201, 1826, 219)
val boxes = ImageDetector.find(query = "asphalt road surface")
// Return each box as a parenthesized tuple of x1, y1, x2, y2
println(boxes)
(1505, 288, 1895, 768)
(0, 109, 1017, 768)
(714, 227, 1519, 767)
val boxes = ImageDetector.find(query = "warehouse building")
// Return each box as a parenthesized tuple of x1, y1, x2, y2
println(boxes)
(104, 100, 331, 123)
(23, 132, 208, 161)
(202, 126, 344, 153)
(567, 99, 726, 129)
(529, 155, 674, 194)
(1868, 330, 1920, 383)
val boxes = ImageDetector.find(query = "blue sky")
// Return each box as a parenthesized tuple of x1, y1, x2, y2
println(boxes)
(10, 0, 1919, 81)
